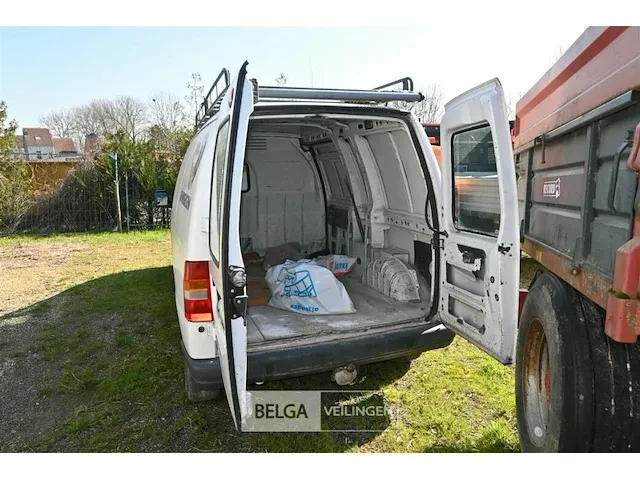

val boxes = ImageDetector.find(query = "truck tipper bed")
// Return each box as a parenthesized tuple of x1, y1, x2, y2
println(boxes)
(513, 25, 640, 452)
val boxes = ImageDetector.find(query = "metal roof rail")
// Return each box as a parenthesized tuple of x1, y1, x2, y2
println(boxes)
(257, 85, 423, 103)
(374, 77, 415, 92)
(195, 68, 231, 130)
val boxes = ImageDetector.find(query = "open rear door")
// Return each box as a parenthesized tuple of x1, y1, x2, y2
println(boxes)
(208, 62, 254, 430)
(439, 78, 519, 364)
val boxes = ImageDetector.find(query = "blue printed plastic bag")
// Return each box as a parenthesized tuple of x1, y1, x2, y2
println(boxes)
(265, 259, 356, 315)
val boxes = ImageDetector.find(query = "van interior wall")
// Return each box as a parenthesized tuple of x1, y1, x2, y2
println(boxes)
(241, 117, 435, 281)
(355, 123, 432, 264)
(240, 134, 325, 253)
(240, 117, 435, 340)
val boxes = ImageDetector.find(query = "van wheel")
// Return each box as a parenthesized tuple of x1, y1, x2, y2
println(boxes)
(184, 362, 220, 402)
(516, 272, 640, 452)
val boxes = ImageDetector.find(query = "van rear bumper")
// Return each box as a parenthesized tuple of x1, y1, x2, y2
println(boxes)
(181, 322, 455, 391)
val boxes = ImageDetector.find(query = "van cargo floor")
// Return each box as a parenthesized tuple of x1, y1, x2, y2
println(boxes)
(246, 277, 429, 344)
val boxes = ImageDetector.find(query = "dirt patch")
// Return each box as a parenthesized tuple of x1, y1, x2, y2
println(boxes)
(0, 241, 90, 316)
(0, 241, 89, 270)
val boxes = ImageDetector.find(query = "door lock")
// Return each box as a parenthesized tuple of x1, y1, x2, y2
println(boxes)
(229, 266, 246, 288)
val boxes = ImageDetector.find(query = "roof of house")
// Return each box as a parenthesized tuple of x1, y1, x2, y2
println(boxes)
(52, 137, 77, 154)
(23, 128, 53, 147)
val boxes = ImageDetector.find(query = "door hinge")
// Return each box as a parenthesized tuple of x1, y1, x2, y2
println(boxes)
(431, 232, 446, 250)
(232, 295, 248, 325)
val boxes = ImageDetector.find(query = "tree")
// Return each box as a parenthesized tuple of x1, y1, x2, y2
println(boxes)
(412, 84, 444, 123)
(98, 129, 182, 227)
(275, 73, 288, 86)
(149, 92, 186, 132)
(68, 100, 117, 153)
(185, 72, 204, 126)
(389, 84, 444, 123)
(147, 92, 193, 158)
(103, 96, 147, 142)
(0, 101, 33, 228)
(39, 109, 74, 138)
(0, 102, 17, 152)
(505, 90, 525, 121)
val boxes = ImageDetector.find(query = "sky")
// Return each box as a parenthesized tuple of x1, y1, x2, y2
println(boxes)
(0, 25, 589, 131)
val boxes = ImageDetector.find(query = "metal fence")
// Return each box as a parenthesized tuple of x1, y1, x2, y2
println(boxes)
(1, 161, 173, 235)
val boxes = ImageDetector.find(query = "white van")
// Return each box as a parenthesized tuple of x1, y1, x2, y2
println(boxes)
(171, 62, 519, 431)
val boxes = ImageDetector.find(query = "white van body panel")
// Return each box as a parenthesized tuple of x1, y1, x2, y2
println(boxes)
(171, 119, 222, 360)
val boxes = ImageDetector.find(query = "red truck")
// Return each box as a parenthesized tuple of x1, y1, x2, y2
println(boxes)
(513, 26, 640, 452)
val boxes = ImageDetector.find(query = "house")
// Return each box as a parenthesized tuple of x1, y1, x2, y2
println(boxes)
(22, 128, 56, 160)
(15, 127, 82, 188)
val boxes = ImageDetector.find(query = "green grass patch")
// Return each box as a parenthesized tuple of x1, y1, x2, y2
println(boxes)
(18, 230, 523, 452)
(38, 385, 56, 396)
(114, 329, 134, 347)
(0, 228, 170, 246)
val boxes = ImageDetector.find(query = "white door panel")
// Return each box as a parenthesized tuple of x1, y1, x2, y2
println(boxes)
(208, 61, 254, 430)
(439, 78, 519, 364)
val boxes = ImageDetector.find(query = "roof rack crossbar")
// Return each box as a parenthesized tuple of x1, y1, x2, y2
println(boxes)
(195, 68, 231, 129)
(257, 85, 423, 103)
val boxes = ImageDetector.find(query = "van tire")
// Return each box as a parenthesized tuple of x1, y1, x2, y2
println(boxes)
(184, 362, 220, 402)
(515, 272, 640, 452)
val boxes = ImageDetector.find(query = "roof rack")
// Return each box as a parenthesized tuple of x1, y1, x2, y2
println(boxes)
(195, 69, 423, 130)
(374, 77, 415, 92)
(195, 68, 231, 130)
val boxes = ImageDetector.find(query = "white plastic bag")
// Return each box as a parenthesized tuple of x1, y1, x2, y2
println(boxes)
(314, 254, 357, 277)
(265, 259, 356, 315)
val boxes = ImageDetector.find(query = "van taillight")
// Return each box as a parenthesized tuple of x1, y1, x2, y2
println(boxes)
(184, 261, 213, 321)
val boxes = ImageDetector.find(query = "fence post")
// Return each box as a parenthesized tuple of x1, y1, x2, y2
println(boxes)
(124, 171, 130, 232)
(111, 152, 123, 232)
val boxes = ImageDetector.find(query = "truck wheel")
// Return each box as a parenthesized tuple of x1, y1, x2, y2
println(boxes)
(184, 361, 220, 402)
(516, 272, 640, 452)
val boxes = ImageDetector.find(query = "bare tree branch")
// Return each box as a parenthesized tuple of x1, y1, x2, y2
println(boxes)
(148, 92, 188, 155)
(149, 92, 186, 131)
(388, 84, 445, 123)
(103, 96, 147, 142)
(39, 109, 74, 138)
(185, 72, 204, 125)
(275, 73, 288, 86)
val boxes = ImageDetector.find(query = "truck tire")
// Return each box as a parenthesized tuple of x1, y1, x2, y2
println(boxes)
(184, 361, 220, 403)
(516, 272, 640, 452)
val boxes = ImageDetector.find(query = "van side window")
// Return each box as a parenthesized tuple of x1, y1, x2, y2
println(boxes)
(451, 124, 500, 236)
(210, 119, 231, 259)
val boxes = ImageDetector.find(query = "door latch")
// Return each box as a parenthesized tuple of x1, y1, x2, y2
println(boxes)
(228, 265, 248, 325)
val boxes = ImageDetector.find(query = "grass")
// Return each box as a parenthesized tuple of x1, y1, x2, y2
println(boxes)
(0, 229, 537, 452)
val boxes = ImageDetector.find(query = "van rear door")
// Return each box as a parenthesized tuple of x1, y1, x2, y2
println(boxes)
(438, 78, 519, 364)
(208, 62, 254, 430)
